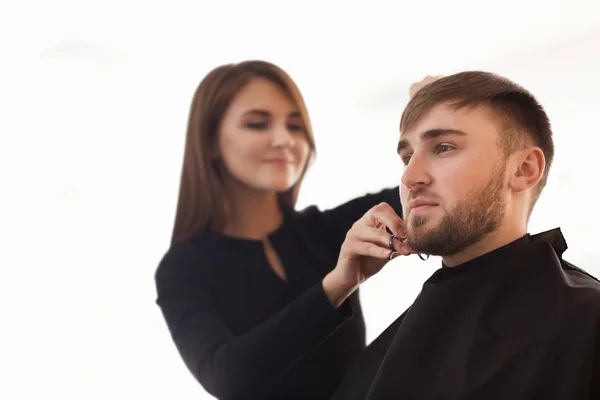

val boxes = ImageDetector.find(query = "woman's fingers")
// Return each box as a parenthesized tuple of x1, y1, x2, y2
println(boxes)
(364, 202, 406, 238)
(347, 226, 411, 257)
(342, 202, 413, 262)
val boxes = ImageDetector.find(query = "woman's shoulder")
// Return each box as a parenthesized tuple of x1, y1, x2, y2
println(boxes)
(155, 234, 219, 283)
(284, 205, 327, 234)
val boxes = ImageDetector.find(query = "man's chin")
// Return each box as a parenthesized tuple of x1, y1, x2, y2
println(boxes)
(406, 223, 441, 252)
(408, 214, 437, 230)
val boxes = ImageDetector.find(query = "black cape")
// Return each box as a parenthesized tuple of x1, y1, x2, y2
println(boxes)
(332, 228, 600, 400)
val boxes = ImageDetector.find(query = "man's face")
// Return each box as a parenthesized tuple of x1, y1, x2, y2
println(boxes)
(398, 102, 508, 256)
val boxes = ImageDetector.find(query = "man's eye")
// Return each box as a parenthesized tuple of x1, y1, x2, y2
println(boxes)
(437, 144, 453, 153)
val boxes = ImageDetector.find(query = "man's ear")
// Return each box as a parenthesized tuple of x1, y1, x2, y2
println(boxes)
(509, 147, 545, 193)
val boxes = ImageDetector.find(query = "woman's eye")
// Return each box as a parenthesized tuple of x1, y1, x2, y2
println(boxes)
(246, 122, 267, 130)
(287, 124, 306, 132)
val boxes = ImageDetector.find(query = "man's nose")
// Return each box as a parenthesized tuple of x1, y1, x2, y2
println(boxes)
(401, 152, 431, 189)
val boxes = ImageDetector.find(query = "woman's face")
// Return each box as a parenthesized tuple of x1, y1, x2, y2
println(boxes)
(216, 78, 310, 194)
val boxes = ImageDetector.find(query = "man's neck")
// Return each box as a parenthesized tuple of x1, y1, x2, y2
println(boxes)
(442, 224, 527, 267)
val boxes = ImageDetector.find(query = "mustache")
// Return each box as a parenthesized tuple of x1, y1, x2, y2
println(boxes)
(407, 189, 438, 202)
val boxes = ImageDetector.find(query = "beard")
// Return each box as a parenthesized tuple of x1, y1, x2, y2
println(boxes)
(406, 161, 506, 257)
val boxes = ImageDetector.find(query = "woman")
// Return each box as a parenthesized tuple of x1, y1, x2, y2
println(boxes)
(155, 60, 410, 399)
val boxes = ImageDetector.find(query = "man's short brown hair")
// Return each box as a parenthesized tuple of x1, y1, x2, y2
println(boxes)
(400, 71, 554, 210)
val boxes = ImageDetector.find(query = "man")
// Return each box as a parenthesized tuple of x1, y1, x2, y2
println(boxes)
(326, 71, 600, 399)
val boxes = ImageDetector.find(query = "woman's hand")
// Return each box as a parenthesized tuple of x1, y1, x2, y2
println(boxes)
(409, 75, 443, 98)
(323, 202, 411, 308)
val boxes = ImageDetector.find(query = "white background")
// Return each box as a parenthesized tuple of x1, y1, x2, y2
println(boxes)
(1, 1, 599, 398)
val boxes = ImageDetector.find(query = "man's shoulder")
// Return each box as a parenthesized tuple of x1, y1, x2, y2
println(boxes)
(562, 259, 600, 288)
(560, 259, 600, 314)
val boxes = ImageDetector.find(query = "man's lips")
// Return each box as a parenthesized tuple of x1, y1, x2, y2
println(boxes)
(408, 198, 439, 212)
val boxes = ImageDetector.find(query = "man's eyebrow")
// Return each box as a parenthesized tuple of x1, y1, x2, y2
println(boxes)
(397, 129, 468, 154)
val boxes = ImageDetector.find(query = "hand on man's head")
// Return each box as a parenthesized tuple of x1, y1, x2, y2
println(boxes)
(409, 75, 444, 98)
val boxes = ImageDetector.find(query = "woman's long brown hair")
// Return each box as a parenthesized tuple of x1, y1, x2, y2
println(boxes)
(171, 61, 316, 244)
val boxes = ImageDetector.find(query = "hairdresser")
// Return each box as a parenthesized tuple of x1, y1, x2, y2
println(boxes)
(155, 61, 437, 399)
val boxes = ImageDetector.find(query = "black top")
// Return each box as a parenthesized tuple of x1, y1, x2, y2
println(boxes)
(155, 187, 402, 399)
(332, 228, 600, 400)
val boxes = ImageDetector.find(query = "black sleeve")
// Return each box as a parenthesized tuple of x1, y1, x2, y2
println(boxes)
(154, 243, 354, 399)
(591, 319, 600, 399)
(319, 186, 402, 254)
